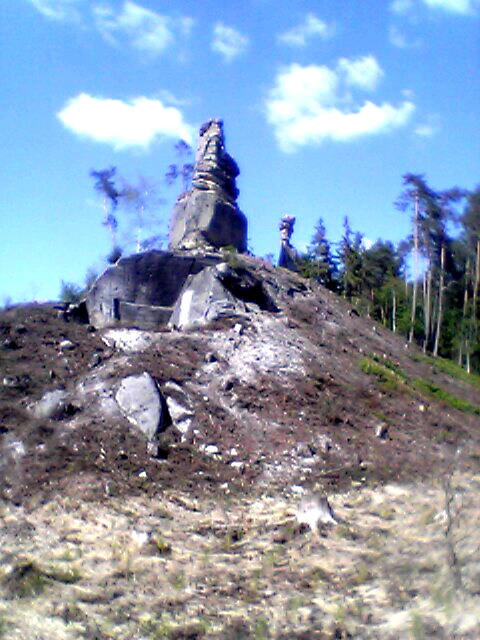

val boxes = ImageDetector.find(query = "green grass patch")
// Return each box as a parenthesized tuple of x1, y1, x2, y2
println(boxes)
(412, 378, 480, 415)
(359, 356, 408, 390)
(360, 355, 480, 416)
(411, 354, 480, 390)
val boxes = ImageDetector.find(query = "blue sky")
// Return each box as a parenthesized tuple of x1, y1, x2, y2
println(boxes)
(1, 0, 479, 303)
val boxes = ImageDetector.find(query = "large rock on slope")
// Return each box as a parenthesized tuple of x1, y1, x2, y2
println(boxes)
(115, 373, 168, 441)
(86, 250, 221, 329)
(169, 119, 248, 252)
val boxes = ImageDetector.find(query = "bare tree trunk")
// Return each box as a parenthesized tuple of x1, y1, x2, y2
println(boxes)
(424, 265, 432, 353)
(433, 244, 445, 358)
(459, 258, 470, 367)
(474, 239, 480, 337)
(409, 195, 419, 344)
(422, 271, 427, 353)
(474, 239, 480, 312)
(392, 289, 397, 334)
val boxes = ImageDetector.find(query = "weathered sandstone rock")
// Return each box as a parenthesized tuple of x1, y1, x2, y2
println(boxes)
(115, 373, 168, 441)
(169, 119, 248, 252)
(86, 250, 221, 329)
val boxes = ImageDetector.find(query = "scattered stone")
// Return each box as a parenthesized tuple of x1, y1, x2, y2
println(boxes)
(163, 381, 194, 436)
(169, 119, 248, 252)
(29, 389, 69, 420)
(375, 423, 389, 440)
(3, 435, 26, 460)
(59, 339, 75, 351)
(89, 353, 102, 368)
(2, 375, 30, 390)
(201, 444, 220, 456)
(296, 494, 337, 533)
(204, 351, 217, 363)
(13, 324, 27, 334)
(115, 373, 168, 440)
(1, 338, 19, 350)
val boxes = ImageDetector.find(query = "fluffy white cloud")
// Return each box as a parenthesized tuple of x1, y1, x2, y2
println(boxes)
(93, 1, 191, 55)
(211, 23, 249, 61)
(57, 93, 194, 149)
(422, 0, 478, 12)
(337, 55, 384, 91)
(265, 60, 415, 152)
(27, 0, 82, 21)
(278, 13, 332, 47)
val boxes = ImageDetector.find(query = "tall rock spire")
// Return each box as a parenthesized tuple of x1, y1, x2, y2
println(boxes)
(169, 119, 248, 252)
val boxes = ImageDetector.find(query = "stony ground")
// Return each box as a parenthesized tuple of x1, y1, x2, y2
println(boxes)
(1, 257, 480, 638)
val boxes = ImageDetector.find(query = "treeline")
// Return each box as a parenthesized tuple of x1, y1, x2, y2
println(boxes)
(298, 174, 480, 374)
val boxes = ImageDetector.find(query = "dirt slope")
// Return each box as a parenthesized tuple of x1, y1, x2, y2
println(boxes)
(1, 255, 480, 638)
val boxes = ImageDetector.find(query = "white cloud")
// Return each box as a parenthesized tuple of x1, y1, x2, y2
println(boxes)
(390, 0, 415, 13)
(57, 93, 194, 149)
(414, 114, 441, 137)
(422, 0, 478, 13)
(337, 55, 384, 91)
(211, 23, 249, 61)
(265, 60, 415, 152)
(27, 0, 82, 21)
(389, 25, 422, 47)
(93, 1, 191, 55)
(391, 0, 478, 12)
(278, 13, 332, 47)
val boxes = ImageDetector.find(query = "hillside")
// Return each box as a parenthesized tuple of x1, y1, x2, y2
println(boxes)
(1, 254, 480, 639)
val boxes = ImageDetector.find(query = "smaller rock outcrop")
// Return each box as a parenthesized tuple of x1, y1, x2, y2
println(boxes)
(86, 250, 221, 329)
(278, 215, 299, 271)
(115, 373, 169, 441)
(169, 264, 245, 330)
(169, 119, 248, 252)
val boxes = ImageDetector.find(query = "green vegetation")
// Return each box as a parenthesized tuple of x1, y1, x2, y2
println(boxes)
(359, 356, 407, 391)
(412, 353, 480, 389)
(4, 560, 49, 598)
(59, 280, 84, 304)
(360, 354, 480, 415)
(412, 378, 480, 414)
(300, 178, 480, 374)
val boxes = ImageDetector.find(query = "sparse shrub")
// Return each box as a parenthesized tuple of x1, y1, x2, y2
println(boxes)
(3, 560, 49, 598)
(253, 615, 269, 640)
(59, 280, 83, 304)
(221, 244, 241, 269)
(359, 357, 407, 391)
(106, 245, 122, 264)
(151, 534, 172, 555)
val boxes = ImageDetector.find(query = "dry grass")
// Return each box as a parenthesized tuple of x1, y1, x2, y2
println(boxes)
(1, 473, 480, 639)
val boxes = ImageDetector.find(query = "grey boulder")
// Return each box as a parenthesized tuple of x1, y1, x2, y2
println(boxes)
(169, 266, 244, 330)
(29, 389, 69, 420)
(115, 373, 168, 440)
